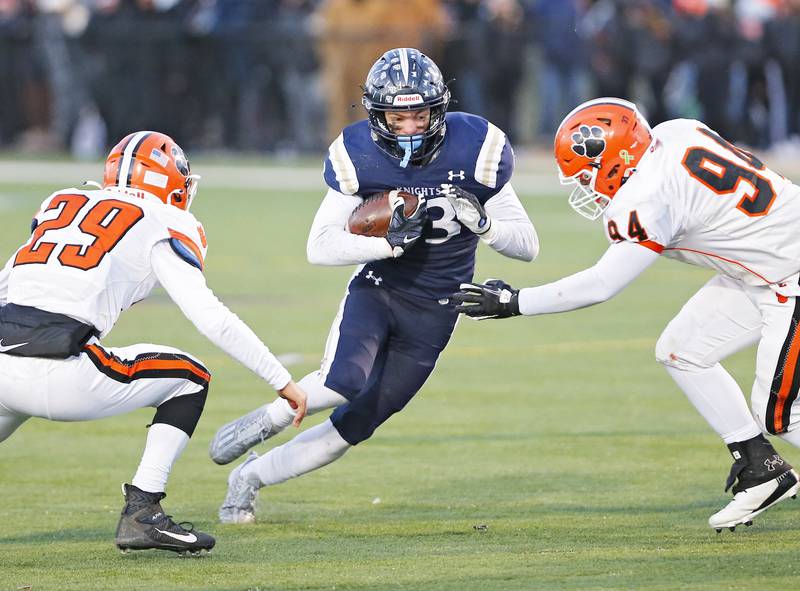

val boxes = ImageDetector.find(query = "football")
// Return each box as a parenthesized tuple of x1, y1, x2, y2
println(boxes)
(347, 190, 420, 237)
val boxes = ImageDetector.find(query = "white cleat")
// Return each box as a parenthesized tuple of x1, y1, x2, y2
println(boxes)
(219, 452, 261, 525)
(709, 469, 799, 531)
(209, 404, 277, 465)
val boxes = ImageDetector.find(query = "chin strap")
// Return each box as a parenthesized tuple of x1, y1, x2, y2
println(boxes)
(397, 135, 423, 169)
(399, 143, 413, 168)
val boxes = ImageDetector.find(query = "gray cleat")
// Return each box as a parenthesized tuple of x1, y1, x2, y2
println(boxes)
(209, 404, 280, 465)
(218, 452, 261, 524)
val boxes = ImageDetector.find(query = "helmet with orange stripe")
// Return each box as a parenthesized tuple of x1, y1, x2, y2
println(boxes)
(102, 131, 200, 210)
(554, 98, 652, 220)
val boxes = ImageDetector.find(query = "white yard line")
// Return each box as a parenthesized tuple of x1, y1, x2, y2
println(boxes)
(3, 148, 795, 197)
(0, 158, 564, 196)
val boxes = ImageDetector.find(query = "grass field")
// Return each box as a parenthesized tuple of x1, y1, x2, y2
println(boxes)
(2, 167, 800, 591)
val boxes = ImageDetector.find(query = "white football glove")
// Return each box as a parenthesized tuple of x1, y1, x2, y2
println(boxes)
(440, 183, 490, 235)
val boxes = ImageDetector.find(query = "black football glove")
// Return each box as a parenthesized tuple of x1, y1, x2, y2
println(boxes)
(440, 183, 490, 235)
(386, 195, 428, 257)
(451, 279, 521, 320)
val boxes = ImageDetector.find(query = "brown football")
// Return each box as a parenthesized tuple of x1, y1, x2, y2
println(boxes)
(347, 190, 420, 237)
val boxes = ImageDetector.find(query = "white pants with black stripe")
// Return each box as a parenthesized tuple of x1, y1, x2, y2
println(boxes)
(0, 341, 207, 443)
(656, 274, 800, 440)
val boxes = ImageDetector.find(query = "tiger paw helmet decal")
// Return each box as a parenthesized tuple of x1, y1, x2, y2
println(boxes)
(571, 125, 606, 158)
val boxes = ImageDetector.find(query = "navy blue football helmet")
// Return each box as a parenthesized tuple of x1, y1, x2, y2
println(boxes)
(362, 48, 450, 168)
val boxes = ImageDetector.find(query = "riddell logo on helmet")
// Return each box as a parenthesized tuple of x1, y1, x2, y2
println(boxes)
(393, 94, 424, 105)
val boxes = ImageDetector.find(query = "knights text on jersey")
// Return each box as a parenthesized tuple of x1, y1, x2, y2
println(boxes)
(602, 118, 800, 292)
(5, 188, 208, 336)
(323, 112, 514, 299)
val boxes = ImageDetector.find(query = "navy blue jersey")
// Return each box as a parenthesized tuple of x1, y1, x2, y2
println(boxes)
(323, 112, 514, 300)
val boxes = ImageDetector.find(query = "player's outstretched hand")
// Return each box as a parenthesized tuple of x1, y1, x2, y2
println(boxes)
(278, 380, 307, 427)
(451, 279, 521, 320)
(440, 184, 490, 235)
(386, 193, 428, 257)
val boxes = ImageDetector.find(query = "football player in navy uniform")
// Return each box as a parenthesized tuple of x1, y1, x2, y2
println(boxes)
(211, 48, 539, 523)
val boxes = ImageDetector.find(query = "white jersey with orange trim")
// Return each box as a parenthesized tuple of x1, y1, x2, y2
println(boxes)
(1, 186, 291, 392)
(602, 119, 800, 294)
(5, 187, 207, 336)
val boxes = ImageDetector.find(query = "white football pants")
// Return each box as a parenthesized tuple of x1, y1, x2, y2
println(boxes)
(0, 341, 208, 442)
(657, 274, 800, 444)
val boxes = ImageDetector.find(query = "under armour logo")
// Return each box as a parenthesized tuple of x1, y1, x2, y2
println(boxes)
(365, 270, 383, 286)
(765, 456, 785, 472)
(448, 170, 465, 181)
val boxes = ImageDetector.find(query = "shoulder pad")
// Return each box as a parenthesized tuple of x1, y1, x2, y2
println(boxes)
(323, 131, 360, 195)
(474, 122, 513, 189)
(168, 229, 204, 271)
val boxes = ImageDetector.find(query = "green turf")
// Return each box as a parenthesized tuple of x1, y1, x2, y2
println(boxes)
(2, 177, 800, 591)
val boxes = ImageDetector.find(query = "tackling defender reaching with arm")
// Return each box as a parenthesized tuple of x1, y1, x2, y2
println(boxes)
(0, 132, 306, 554)
(453, 97, 800, 531)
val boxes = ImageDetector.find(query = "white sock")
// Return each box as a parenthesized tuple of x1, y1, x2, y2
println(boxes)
(665, 364, 763, 443)
(266, 370, 348, 432)
(132, 423, 189, 493)
(243, 419, 350, 487)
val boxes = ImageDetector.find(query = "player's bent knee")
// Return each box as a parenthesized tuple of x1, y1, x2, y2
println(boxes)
(329, 410, 378, 446)
(655, 333, 708, 371)
(152, 386, 208, 437)
(324, 362, 368, 400)
(335, 421, 377, 446)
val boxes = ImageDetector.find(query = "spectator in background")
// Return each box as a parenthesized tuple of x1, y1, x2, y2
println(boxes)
(627, 0, 673, 126)
(532, 0, 587, 139)
(580, 0, 634, 100)
(0, 0, 43, 149)
(766, 0, 800, 144)
(271, 0, 325, 154)
(314, 0, 449, 143)
(673, 1, 738, 141)
(440, 0, 487, 118)
(732, 0, 782, 148)
(204, 0, 278, 151)
(481, 0, 527, 141)
(83, 0, 193, 147)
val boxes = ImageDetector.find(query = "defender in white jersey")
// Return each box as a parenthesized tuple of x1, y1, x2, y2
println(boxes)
(452, 98, 800, 531)
(0, 131, 307, 554)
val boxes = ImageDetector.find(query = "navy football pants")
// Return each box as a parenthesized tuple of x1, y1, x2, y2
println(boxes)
(324, 277, 458, 445)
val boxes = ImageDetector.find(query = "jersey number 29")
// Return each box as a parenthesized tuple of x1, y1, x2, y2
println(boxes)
(14, 194, 144, 271)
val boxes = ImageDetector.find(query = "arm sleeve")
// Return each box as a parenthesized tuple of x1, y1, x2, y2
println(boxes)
(517, 241, 660, 315)
(306, 188, 394, 265)
(150, 241, 292, 391)
(480, 183, 539, 262)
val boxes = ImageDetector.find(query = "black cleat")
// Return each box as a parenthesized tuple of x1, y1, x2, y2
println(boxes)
(709, 435, 799, 530)
(115, 484, 215, 555)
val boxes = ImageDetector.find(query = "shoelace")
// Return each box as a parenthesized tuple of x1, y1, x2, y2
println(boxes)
(157, 513, 195, 534)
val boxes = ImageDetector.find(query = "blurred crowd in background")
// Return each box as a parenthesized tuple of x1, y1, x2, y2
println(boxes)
(1, 0, 798, 159)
